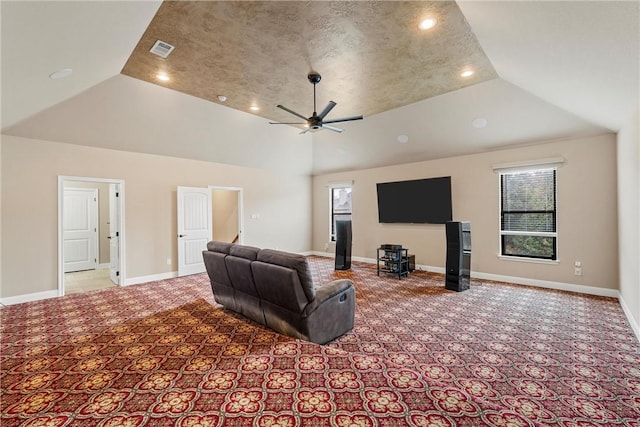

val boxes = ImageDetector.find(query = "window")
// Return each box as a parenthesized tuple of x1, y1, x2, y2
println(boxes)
(330, 186, 352, 241)
(500, 168, 557, 260)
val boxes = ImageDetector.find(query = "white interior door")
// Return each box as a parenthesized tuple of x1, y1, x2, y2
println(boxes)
(109, 184, 120, 284)
(63, 188, 98, 273)
(177, 186, 212, 276)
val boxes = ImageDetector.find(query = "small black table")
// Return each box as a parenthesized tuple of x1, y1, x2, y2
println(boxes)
(377, 245, 410, 279)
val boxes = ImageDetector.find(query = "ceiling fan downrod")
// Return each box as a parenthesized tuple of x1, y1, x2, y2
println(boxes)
(308, 72, 321, 116)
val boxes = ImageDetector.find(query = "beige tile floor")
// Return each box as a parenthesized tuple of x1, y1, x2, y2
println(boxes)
(65, 268, 116, 294)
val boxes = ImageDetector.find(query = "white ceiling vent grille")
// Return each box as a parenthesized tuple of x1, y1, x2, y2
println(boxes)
(149, 40, 175, 58)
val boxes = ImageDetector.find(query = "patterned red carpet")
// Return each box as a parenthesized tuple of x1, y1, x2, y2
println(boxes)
(2, 256, 639, 426)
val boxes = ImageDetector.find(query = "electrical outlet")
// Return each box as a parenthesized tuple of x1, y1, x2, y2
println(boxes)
(166, 258, 172, 266)
(574, 267, 582, 276)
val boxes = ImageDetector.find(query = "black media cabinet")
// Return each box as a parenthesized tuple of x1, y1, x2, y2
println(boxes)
(377, 244, 412, 279)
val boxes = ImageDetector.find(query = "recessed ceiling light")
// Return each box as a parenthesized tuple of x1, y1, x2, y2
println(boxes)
(418, 18, 437, 30)
(49, 68, 73, 79)
(472, 118, 488, 129)
(156, 72, 170, 82)
(250, 105, 259, 111)
(460, 69, 475, 78)
(397, 135, 409, 143)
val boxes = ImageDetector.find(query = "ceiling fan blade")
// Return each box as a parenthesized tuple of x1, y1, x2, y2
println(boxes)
(323, 115, 363, 124)
(317, 101, 337, 120)
(299, 127, 311, 135)
(269, 121, 307, 125)
(321, 124, 344, 133)
(277, 104, 308, 121)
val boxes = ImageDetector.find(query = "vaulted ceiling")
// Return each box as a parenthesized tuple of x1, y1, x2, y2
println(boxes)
(2, 1, 638, 175)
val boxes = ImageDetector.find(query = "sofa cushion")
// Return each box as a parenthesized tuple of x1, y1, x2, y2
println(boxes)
(207, 241, 232, 254)
(257, 249, 316, 301)
(202, 250, 235, 310)
(225, 256, 259, 296)
(225, 253, 264, 324)
(229, 244, 260, 260)
(251, 261, 309, 313)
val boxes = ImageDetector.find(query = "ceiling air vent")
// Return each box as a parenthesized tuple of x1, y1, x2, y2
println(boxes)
(149, 40, 175, 58)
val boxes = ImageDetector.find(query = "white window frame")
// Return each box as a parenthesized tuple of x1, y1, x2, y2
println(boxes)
(496, 162, 561, 263)
(328, 183, 353, 242)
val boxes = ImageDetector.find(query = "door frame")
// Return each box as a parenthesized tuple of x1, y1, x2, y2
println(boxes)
(209, 186, 244, 245)
(108, 183, 121, 285)
(58, 176, 126, 297)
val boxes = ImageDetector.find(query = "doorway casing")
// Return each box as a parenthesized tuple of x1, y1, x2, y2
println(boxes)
(58, 176, 125, 296)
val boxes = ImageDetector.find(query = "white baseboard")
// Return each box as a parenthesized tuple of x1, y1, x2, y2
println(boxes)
(1, 272, 180, 305)
(618, 293, 640, 343)
(472, 271, 619, 298)
(97, 263, 110, 269)
(0, 290, 59, 306)
(311, 251, 635, 329)
(308, 251, 616, 297)
(123, 271, 178, 286)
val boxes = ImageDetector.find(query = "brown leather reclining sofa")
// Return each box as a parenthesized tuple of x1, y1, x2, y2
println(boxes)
(202, 241, 355, 344)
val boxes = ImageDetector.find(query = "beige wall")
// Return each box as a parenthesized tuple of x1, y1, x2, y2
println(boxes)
(1, 135, 312, 299)
(617, 104, 640, 330)
(0, 141, 2, 298)
(212, 189, 239, 243)
(63, 180, 110, 264)
(313, 134, 619, 290)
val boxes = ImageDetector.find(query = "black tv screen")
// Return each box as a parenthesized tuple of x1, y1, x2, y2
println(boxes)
(377, 176, 452, 224)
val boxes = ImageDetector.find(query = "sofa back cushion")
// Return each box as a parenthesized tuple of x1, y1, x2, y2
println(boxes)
(202, 250, 235, 309)
(226, 245, 260, 297)
(207, 241, 232, 254)
(252, 261, 310, 313)
(224, 244, 263, 323)
(230, 244, 260, 260)
(256, 249, 316, 301)
(203, 251, 231, 287)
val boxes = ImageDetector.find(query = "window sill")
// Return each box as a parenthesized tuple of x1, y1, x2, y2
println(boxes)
(498, 255, 559, 265)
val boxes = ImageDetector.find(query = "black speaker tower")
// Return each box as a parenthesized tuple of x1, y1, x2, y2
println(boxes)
(445, 221, 471, 291)
(335, 220, 352, 270)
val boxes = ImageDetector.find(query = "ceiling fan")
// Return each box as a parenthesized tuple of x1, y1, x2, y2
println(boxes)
(269, 72, 363, 134)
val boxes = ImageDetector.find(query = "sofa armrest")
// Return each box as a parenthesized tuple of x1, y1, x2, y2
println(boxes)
(304, 279, 353, 316)
(303, 279, 355, 344)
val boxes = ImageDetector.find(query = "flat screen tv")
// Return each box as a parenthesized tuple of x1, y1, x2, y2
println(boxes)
(377, 176, 452, 224)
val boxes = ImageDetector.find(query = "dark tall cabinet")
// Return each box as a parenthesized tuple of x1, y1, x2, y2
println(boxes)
(445, 221, 471, 291)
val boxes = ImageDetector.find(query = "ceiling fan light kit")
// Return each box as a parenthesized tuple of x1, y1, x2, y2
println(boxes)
(269, 72, 363, 134)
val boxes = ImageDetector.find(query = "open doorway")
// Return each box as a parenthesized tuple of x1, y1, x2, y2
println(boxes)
(58, 177, 125, 296)
(211, 187, 242, 244)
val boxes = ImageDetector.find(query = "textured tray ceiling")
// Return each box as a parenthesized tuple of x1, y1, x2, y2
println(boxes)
(121, 1, 497, 127)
